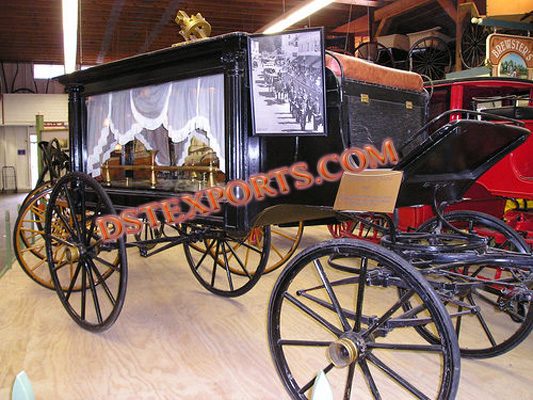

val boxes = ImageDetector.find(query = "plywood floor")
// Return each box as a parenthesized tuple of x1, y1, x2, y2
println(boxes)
(1, 225, 532, 399)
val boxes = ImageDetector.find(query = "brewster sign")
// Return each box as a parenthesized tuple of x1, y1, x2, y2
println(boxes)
(487, 33, 533, 80)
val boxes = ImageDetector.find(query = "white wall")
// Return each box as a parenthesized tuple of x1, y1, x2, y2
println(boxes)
(0, 94, 68, 192)
(1, 62, 65, 95)
(0, 126, 31, 191)
(2, 94, 68, 125)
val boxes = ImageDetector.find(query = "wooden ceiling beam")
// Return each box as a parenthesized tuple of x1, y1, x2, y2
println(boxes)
(435, 0, 457, 21)
(97, 0, 126, 64)
(333, 0, 432, 33)
(256, 0, 379, 33)
(375, 17, 392, 36)
(333, 0, 381, 6)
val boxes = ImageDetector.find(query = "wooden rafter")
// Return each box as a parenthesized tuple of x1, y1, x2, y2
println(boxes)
(375, 17, 392, 37)
(256, 0, 381, 33)
(435, 0, 457, 21)
(333, 0, 432, 33)
(333, 0, 381, 5)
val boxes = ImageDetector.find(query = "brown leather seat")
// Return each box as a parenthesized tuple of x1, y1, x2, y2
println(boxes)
(326, 53, 424, 92)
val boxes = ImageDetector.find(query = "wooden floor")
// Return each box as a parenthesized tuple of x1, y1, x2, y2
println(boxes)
(1, 225, 532, 399)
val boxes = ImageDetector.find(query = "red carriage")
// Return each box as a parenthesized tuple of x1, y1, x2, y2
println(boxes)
(399, 77, 533, 248)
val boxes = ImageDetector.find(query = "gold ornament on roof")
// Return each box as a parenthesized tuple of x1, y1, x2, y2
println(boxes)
(174, 11, 211, 45)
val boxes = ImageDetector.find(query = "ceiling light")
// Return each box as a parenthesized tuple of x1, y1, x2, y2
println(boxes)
(34, 64, 66, 79)
(62, 0, 79, 73)
(263, 0, 334, 34)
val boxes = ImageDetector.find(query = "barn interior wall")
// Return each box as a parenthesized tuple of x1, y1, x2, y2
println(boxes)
(0, 126, 31, 192)
(0, 93, 68, 192)
(1, 62, 65, 95)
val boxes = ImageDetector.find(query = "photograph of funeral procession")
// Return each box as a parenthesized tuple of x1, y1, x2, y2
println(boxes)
(249, 29, 326, 135)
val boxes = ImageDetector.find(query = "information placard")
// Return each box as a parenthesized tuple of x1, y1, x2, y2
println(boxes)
(334, 170, 403, 213)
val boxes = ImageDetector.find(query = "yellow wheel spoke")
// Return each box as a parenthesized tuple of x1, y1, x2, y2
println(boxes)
(20, 243, 45, 254)
(271, 229, 299, 242)
(29, 257, 47, 272)
(21, 218, 42, 224)
(270, 243, 284, 260)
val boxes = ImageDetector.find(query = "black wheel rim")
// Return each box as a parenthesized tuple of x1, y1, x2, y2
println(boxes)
(45, 172, 127, 332)
(183, 224, 271, 297)
(134, 218, 163, 251)
(19, 181, 52, 212)
(264, 222, 304, 274)
(460, 24, 489, 69)
(416, 211, 532, 358)
(14, 186, 58, 289)
(409, 37, 451, 81)
(268, 239, 460, 399)
(354, 41, 395, 68)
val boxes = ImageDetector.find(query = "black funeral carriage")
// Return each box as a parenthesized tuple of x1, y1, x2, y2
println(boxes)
(13, 28, 532, 400)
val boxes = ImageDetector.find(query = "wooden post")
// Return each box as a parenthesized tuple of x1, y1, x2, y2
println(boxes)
(455, 3, 466, 72)
(367, 7, 375, 41)
(456, 1, 481, 72)
(35, 114, 44, 179)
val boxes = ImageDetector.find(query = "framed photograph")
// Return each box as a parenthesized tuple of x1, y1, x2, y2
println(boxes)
(248, 28, 327, 136)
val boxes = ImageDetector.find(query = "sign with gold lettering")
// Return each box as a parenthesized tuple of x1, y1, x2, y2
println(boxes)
(486, 34, 533, 80)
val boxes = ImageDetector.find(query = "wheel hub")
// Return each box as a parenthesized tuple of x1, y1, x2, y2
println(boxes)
(65, 246, 80, 262)
(327, 333, 366, 368)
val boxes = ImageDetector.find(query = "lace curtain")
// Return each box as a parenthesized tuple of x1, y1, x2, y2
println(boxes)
(86, 73, 225, 176)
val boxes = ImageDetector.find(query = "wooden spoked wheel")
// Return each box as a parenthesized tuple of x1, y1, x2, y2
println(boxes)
(259, 222, 304, 274)
(14, 185, 64, 289)
(45, 172, 127, 332)
(325, 48, 353, 56)
(327, 213, 390, 244)
(19, 181, 52, 213)
(460, 23, 490, 69)
(183, 224, 271, 297)
(408, 36, 452, 80)
(416, 211, 532, 358)
(354, 41, 395, 68)
(268, 239, 460, 399)
(327, 220, 356, 238)
(134, 218, 163, 251)
(192, 222, 303, 277)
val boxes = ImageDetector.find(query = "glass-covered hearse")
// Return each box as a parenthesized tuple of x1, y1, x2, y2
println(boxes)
(13, 27, 533, 400)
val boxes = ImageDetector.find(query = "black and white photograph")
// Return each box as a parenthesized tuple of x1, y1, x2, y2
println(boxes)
(249, 28, 327, 136)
